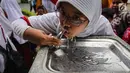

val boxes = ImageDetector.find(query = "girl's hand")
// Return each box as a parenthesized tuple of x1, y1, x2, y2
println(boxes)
(40, 33, 62, 46)
(23, 27, 62, 46)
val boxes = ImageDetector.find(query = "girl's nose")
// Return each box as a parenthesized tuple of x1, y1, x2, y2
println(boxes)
(64, 26, 69, 30)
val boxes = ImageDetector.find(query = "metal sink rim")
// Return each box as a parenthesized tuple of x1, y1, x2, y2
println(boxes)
(29, 36, 130, 73)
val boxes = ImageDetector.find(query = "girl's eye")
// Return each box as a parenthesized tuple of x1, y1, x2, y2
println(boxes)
(72, 16, 80, 20)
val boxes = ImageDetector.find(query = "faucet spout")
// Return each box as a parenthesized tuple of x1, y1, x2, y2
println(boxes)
(54, 31, 65, 57)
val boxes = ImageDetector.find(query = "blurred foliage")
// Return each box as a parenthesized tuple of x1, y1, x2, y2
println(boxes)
(22, 9, 36, 17)
(21, 0, 28, 3)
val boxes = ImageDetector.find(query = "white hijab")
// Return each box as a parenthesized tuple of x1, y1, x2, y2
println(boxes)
(1, 0, 23, 22)
(0, 0, 27, 44)
(0, 7, 12, 37)
(57, 0, 115, 37)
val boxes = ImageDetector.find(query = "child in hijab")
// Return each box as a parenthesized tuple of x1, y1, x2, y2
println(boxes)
(1, 0, 36, 68)
(0, 7, 26, 73)
(12, 0, 115, 46)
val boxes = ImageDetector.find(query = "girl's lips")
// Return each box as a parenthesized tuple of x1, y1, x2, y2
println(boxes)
(64, 30, 69, 37)
(61, 26, 70, 37)
(64, 30, 68, 34)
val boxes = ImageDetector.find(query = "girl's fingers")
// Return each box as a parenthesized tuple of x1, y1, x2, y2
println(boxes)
(41, 34, 62, 46)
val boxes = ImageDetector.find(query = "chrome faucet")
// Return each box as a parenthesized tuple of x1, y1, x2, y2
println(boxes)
(53, 31, 65, 57)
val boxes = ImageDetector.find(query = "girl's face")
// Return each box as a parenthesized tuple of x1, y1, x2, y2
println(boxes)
(37, 9, 44, 15)
(57, 3, 89, 38)
(112, 0, 122, 13)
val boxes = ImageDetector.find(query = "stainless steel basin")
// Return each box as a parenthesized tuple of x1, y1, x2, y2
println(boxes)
(29, 36, 130, 73)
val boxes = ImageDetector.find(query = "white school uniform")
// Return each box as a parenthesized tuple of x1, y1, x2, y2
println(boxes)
(0, 24, 17, 73)
(1, 0, 27, 44)
(0, 22, 7, 73)
(12, 0, 115, 38)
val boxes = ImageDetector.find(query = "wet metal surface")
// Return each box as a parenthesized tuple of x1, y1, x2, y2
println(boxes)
(29, 36, 130, 73)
